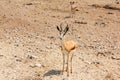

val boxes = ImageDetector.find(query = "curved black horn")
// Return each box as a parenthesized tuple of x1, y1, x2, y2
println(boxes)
(60, 23, 63, 32)
(56, 26, 60, 31)
(64, 24, 69, 32)
(63, 24, 69, 36)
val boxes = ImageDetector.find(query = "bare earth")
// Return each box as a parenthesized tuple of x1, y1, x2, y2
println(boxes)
(0, 0, 120, 80)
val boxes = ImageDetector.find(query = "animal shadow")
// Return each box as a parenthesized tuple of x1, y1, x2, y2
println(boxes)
(43, 69, 61, 77)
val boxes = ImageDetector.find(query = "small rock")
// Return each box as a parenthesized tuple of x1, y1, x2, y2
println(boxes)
(35, 63, 42, 67)
(29, 63, 42, 68)
(27, 54, 38, 59)
(107, 12, 113, 14)
(0, 55, 4, 57)
(116, 2, 119, 4)
(25, 3, 33, 5)
(74, 20, 87, 24)
(46, 46, 52, 49)
(16, 58, 22, 62)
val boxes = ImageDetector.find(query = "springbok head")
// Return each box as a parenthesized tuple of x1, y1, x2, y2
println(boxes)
(70, 1, 75, 5)
(56, 23, 69, 40)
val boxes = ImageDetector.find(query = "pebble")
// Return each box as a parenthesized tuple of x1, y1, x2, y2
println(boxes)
(29, 63, 42, 68)
(27, 54, 38, 59)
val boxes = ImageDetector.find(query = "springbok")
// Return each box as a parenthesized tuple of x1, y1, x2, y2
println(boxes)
(70, 1, 78, 18)
(56, 23, 76, 76)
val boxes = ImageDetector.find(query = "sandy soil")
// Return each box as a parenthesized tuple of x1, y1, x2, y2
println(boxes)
(0, 0, 120, 80)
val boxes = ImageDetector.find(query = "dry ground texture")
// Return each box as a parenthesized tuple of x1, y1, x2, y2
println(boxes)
(0, 0, 120, 80)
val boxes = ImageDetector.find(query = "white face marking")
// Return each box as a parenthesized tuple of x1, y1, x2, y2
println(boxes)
(60, 34, 64, 39)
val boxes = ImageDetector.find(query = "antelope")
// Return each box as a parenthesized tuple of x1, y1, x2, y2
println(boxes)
(56, 23, 76, 76)
(70, 1, 78, 18)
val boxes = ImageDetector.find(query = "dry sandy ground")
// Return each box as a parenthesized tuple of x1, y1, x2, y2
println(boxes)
(0, 0, 120, 80)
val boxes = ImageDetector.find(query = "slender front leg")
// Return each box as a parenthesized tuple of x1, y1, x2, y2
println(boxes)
(60, 42, 65, 75)
(67, 52, 70, 76)
(62, 53, 65, 75)
(70, 53, 74, 73)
